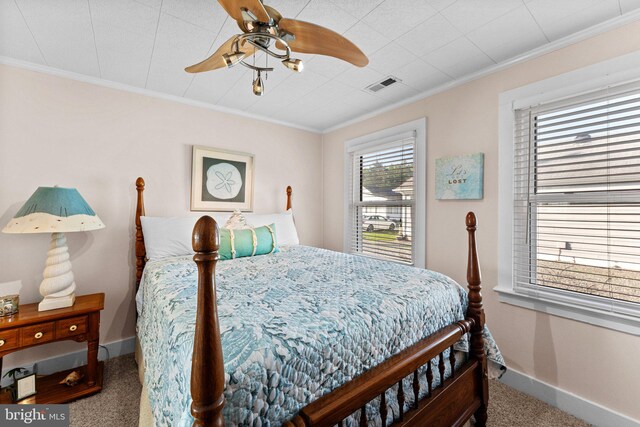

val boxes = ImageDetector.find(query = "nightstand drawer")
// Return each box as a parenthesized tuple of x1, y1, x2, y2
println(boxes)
(0, 329, 19, 351)
(21, 322, 55, 346)
(56, 316, 87, 339)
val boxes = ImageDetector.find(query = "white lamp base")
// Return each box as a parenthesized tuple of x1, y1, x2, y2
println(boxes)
(39, 293, 75, 311)
(39, 232, 78, 312)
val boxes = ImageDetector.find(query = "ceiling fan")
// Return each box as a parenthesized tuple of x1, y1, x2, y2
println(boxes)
(185, 0, 369, 96)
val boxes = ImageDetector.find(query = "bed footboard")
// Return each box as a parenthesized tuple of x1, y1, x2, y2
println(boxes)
(285, 320, 476, 427)
(283, 212, 488, 427)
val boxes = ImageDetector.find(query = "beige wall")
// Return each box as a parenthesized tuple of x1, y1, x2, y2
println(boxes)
(322, 21, 640, 421)
(0, 64, 322, 368)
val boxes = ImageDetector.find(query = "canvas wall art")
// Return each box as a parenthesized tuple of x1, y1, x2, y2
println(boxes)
(435, 153, 484, 200)
(191, 146, 254, 211)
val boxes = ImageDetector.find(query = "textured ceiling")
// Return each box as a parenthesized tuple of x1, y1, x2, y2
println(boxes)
(1, 0, 639, 132)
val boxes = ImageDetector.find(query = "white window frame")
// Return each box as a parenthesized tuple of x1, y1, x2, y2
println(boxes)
(497, 50, 640, 335)
(343, 118, 427, 268)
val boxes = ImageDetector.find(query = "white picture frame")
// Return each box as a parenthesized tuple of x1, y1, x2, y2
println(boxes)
(191, 146, 254, 212)
(15, 373, 36, 401)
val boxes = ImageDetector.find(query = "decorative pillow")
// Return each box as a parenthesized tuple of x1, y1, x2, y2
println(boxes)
(244, 209, 299, 245)
(224, 210, 249, 229)
(140, 214, 231, 261)
(219, 224, 279, 260)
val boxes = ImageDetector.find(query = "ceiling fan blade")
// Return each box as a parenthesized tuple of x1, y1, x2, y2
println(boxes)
(278, 18, 368, 67)
(185, 37, 255, 73)
(217, 0, 271, 24)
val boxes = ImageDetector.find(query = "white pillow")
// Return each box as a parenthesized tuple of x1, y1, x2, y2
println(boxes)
(244, 209, 300, 245)
(140, 214, 231, 260)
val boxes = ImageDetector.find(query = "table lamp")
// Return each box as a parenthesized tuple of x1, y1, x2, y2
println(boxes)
(2, 186, 105, 311)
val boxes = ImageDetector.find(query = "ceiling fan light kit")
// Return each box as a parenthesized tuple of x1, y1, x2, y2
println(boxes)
(282, 58, 303, 72)
(252, 72, 264, 96)
(222, 51, 246, 67)
(185, 0, 368, 96)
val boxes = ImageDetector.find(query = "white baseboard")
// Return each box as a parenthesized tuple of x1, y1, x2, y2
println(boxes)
(500, 368, 639, 427)
(0, 336, 135, 388)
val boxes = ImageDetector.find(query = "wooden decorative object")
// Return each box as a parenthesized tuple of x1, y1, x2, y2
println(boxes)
(133, 178, 489, 427)
(59, 371, 84, 387)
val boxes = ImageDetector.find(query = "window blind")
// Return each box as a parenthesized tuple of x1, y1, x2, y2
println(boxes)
(348, 133, 416, 264)
(513, 83, 640, 307)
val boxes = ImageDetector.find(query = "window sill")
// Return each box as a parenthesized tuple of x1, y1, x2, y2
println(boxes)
(494, 285, 640, 336)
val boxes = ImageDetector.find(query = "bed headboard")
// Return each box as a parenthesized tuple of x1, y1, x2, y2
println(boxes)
(134, 177, 293, 290)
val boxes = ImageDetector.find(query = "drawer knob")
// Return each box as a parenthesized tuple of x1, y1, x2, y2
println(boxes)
(0, 339, 4, 347)
(69, 325, 78, 332)
(34, 332, 43, 339)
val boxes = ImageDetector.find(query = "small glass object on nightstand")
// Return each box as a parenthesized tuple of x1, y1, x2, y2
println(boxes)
(0, 295, 19, 317)
(0, 281, 21, 317)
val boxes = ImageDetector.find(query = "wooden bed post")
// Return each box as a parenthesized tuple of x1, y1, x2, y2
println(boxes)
(465, 212, 489, 426)
(191, 216, 225, 427)
(135, 177, 146, 290)
(286, 186, 292, 211)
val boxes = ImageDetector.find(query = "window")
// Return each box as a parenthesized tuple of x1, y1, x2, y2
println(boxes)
(498, 60, 640, 333)
(514, 84, 640, 308)
(344, 119, 426, 267)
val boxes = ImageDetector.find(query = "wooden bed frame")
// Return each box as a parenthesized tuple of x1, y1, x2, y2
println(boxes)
(134, 177, 489, 427)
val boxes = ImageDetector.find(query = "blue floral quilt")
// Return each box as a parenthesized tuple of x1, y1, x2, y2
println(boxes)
(136, 245, 504, 426)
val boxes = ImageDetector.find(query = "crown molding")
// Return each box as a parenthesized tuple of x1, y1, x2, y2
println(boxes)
(0, 56, 322, 135)
(322, 9, 640, 134)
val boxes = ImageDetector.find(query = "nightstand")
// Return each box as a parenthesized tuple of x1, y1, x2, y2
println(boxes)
(0, 293, 104, 404)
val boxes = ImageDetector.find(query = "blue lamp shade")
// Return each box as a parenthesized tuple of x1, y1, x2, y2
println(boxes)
(2, 187, 105, 234)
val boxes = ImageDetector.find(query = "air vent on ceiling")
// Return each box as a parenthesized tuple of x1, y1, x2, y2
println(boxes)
(366, 76, 401, 93)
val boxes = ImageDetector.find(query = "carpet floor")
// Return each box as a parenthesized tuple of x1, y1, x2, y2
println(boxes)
(69, 354, 590, 426)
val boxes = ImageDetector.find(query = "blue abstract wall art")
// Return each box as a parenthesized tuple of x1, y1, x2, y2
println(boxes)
(435, 153, 484, 200)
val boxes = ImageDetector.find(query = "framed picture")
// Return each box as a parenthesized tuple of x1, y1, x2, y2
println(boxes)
(435, 153, 484, 200)
(191, 146, 254, 211)
(15, 373, 36, 401)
